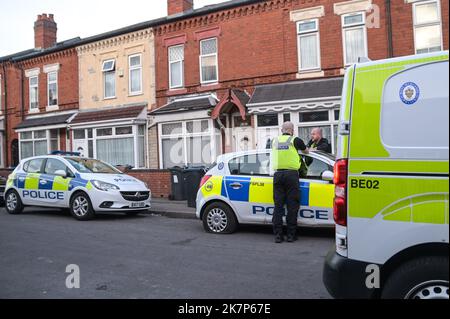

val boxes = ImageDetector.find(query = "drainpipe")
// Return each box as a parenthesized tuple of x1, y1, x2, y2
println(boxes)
(385, 0, 393, 58)
(1, 63, 7, 168)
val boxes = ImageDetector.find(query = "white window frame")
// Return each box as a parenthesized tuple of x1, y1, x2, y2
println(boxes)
(412, 0, 443, 54)
(18, 129, 60, 160)
(72, 124, 146, 169)
(102, 59, 116, 99)
(29, 75, 39, 111)
(47, 71, 58, 108)
(297, 19, 321, 72)
(129, 54, 143, 96)
(199, 38, 219, 85)
(168, 45, 185, 89)
(158, 119, 218, 169)
(0, 74, 2, 114)
(341, 11, 368, 66)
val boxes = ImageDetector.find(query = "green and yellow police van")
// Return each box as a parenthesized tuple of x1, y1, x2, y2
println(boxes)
(323, 51, 449, 299)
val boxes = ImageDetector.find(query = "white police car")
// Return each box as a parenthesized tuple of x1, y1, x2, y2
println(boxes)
(4, 154, 151, 220)
(196, 150, 336, 234)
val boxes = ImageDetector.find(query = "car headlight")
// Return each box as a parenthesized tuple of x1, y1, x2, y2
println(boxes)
(91, 180, 120, 191)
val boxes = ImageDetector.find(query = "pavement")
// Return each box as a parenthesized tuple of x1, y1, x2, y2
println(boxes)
(149, 197, 196, 219)
(0, 207, 334, 299)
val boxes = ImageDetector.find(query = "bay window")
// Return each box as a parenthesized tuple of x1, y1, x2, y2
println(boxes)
(297, 19, 321, 71)
(413, 0, 442, 54)
(159, 120, 220, 169)
(72, 125, 146, 168)
(129, 54, 142, 95)
(200, 38, 218, 84)
(19, 129, 59, 159)
(169, 45, 184, 89)
(342, 12, 368, 65)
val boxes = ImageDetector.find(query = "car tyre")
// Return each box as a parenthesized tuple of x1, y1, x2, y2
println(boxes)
(70, 192, 95, 221)
(382, 256, 449, 299)
(202, 202, 238, 234)
(4, 190, 24, 215)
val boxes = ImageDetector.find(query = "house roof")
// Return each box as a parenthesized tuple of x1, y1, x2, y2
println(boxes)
(15, 112, 76, 130)
(0, 0, 265, 62)
(71, 105, 147, 124)
(150, 95, 217, 115)
(248, 77, 344, 106)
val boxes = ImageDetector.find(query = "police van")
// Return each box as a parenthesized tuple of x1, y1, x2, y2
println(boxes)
(323, 51, 449, 299)
(196, 150, 336, 233)
(4, 154, 151, 220)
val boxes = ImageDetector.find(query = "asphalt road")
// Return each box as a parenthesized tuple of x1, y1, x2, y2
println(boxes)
(0, 207, 334, 299)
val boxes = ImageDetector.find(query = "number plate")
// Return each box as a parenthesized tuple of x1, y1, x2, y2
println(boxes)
(131, 202, 146, 208)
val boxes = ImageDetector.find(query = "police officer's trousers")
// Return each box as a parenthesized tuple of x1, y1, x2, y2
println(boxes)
(272, 170, 300, 236)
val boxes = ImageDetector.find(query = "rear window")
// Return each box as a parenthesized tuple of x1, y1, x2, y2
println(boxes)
(23, 158, 45, 173)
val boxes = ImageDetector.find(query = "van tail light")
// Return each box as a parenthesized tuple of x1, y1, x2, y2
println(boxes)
(333, 159, 348, 226)
(199, 175, 212, 189)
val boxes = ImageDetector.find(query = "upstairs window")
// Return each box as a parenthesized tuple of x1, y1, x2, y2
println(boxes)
(129, 54, 142, 95)
(47, 71, 58, 106)
(200, 38, 218, 84)
(29, 76, 39, 110)
(413, 0, 442, 54)
(169, 45, 184, 89)
(102, 59, 116, 99)
(342, 12, 368, 65)
(297, 19, 321, 71)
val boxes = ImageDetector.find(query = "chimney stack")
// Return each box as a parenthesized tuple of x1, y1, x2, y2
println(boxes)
(167, 0, 194, 16)
(34, 13, 57, 49)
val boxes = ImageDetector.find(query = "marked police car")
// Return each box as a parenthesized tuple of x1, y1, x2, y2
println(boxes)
(3, 154, 151, 220)
(196, 149, 335, 233)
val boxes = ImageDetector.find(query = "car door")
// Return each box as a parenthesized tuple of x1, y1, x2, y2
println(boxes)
(299, 154, 335, 226)
(20, 158, 45, 206)
(41, 158, 74, 207)
(225, 152, 273, 224)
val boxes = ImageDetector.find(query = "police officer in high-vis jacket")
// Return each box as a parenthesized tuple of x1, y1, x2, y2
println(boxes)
(271, 122, 309, 243)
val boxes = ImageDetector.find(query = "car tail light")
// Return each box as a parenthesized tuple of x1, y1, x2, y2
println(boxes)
(199, 175, 212, 189)
(333, 159, 348, 226)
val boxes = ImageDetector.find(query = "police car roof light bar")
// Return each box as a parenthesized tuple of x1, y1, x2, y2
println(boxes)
(50, 151, 81, 156)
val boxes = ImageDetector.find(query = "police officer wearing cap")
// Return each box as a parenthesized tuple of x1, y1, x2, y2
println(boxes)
(271, 122, 309, 243)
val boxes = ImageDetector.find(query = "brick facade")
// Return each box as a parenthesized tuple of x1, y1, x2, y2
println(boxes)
(125, 169, 172, 198)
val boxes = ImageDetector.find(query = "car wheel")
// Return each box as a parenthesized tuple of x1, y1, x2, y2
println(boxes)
(202, 202, 237, 234)
(4, 190, 24, 215)
(382, 256, 449, 299)
(70, 192, 95, 221)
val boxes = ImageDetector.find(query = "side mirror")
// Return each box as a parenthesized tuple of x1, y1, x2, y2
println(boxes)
(54, 170, 67, 178)
(322, 170, 334, 182)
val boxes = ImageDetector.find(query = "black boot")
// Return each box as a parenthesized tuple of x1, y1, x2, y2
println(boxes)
(287, 232, 298, 243)
(275, 233, 284, 243)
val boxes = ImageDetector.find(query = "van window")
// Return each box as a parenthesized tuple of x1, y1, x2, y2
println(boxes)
(381, 61, 449, 159)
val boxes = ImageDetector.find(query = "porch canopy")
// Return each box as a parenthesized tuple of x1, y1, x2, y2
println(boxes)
(71, 104, 147, 126)
(211, 89, 250, 120)
(247, 77, 344, 114)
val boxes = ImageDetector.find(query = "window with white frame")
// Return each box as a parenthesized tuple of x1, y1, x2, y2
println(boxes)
(47, 71, 58, 106)
(297, 109, 340, 154)
(160, 120, 220, 169)
(29, 76, 39, 110)
(413, 0, 442, 54)
(72, 125, 146, 168)
(0, 74, 2, 112)
(169, 45, 184, 89)
(102, 59, 116, 99)
(19, 129, 59, 159)
(342, 12, 368, 65)
(297, 19, 321, 71)
(129, 54, 142, 95)
(200, 38, 218, 84)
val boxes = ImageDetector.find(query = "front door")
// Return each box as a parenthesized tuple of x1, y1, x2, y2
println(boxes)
(234, 127, 255, 152)
(257, 127, 279, 150)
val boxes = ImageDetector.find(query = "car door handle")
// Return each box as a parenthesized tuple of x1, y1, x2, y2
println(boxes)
(39, 180, 47, 185)
(230, 183, 243, 189)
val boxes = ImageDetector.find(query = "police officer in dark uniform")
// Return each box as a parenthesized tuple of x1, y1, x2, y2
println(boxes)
(271, 122, 309, 243)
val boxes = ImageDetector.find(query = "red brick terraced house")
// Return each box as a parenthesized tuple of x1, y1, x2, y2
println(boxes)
(0, 14, 81, 168)
(149, 0, 448, 170)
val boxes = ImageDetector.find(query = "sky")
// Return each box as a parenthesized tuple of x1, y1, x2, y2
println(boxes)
(0, 0, 226, 56)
